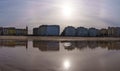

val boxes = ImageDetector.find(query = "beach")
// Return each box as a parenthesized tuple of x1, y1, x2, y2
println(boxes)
(0, 36, 120, 41)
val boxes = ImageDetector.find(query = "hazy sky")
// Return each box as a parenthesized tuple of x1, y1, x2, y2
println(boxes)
(0, 0, 120, 32)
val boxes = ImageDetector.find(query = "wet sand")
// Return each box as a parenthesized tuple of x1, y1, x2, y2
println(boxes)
(0, 36, 120, 41)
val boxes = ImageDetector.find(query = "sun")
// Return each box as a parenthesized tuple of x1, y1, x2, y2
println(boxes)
(61, 4, 73, 18)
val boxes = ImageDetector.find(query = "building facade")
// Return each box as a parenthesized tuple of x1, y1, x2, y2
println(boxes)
(0, 27, 3, 35)
(46, 25, 60, 36)
(100, 29, 108, 37)
(16, 29, 27, 36)
(108, 27, 120, 37)
(76, 27, 88, 37)
(34, 25, 60, 36)
(38, 25, 47, 36)
(115, 27, 120, 37)
(33, 28, 38, 36)
(88, 28, 100, 37)
(2, 27, 28, 36)
(3, 27, 16, 35)
(61, 26, 76, 36)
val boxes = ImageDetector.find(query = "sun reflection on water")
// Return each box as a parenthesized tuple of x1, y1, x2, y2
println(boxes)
(63, 59, 71, 70)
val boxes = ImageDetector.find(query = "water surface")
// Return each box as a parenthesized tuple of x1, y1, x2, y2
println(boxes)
(0, 40, 120, 71)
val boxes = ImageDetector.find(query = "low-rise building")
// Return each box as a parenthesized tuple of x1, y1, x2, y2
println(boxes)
(108, 27, 115, 37)
(2, 27, 28, 36)
(38, 25, 47, 36)
(33, 28, 38, 36)
(0, 27, 3, 35)
(3, 27, 16, 35)
(16, 27, 28, 36)
(3, 28, 8, 35)
(88, 28, 100, 37)
(108, 27, 120, 37)
(115, 27, 120, 37)
(76, 27, 88, 37)
(16, 29, 27, 36)
(61, 26, 76, 36)
(100, 28, 108, 37)
(45, 25, 60, 36)
(34, 25, 60, 36)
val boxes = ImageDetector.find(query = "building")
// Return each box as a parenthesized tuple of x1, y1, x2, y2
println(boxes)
(16, 27, 28, 36)
(88, 28, 100, 37)
(108, 27, 116, 37)
(16, 29, 27, 36)
(3, 28, 9, 35)
(61, 26, 76, 36)
(3, 27, 16, 35)
(33, 28, 38, 36)
(0, 27, 3, 35)
(100, 28, 108, 37)
(115, 27, 120, 37)
(108, 27, 120, 37)
(34, 25, 60, 36)
(2, 27, 28, 36)
(42, 25, 60, 36)
(76, 27, 88, 37)
(38, 25, 47, 36)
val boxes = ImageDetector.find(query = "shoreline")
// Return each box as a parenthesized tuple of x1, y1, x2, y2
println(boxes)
(0, 36, 120, 41)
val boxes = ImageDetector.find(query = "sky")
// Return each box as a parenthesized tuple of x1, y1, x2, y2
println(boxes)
(0, 0, 120, 33)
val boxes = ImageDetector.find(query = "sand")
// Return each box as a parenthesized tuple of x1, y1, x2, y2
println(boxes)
(0, 36, 120, 41)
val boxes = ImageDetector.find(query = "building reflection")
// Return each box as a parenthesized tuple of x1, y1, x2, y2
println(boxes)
(62, 41, 120, 51)
(0, 40, 120, 51)
(88, 41, 99, 49)
(99, 41, 120, 50)
(0, 40, 28, 48)
(76, 41, 88, 50)
(63, 42, 76, 51)
(33, 40, 59, 51)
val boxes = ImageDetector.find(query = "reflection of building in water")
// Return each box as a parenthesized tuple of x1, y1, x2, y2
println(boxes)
(62, 42, 76, 51)
(33, 41, 59, 51)
(88, 41, 99, 49)
(108, 42, 120, 50)
(62, 41, 120, 51)
(98, 41, 108, 48)
(0, 40, 15, 47)
(76, 41, 88, 50)
(0, 40, 28, 48)
(99, 41, 120, 50)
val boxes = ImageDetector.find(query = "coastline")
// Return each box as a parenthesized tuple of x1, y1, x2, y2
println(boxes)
(0, 36, 120, 41)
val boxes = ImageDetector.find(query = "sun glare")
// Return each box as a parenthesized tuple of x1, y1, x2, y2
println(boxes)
(61, 4, 73, 18)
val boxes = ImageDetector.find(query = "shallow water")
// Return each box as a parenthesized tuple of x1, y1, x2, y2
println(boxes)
(0, 40, 120, 71)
